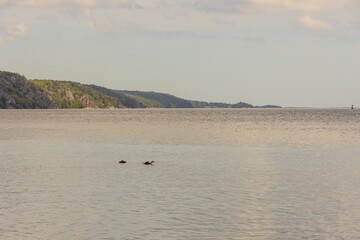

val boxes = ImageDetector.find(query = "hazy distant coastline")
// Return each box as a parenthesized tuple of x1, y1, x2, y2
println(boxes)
(0, 71, 281, 109)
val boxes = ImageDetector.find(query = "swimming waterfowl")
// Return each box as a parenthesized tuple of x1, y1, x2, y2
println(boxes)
(119, 160, 127, 164)
(143, 161, 155, 165)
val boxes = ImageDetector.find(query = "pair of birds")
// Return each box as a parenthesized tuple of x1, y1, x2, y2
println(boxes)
(118, 160, 155, 165)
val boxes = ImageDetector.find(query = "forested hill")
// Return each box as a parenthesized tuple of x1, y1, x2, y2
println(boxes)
(0, 70, 281, 109)
(0, 71, 53, 109)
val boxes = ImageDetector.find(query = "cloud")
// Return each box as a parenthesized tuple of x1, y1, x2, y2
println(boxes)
(0, 0, 147, 8)
(73, 0, 97, 8)
(0, 22, 29, 43)
(250, 0, 355, 12)
(0, 0, 57, 7)
(298, 15, 333, 30)
(157, 0, 357, 13)
(252, 0, 356, 12)
(0, 0, 357, 42)
(0, 0, 356, 11)
(174, 0, 249, 13)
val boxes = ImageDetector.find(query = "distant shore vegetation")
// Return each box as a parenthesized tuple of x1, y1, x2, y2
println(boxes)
(0, 71, 281, 109)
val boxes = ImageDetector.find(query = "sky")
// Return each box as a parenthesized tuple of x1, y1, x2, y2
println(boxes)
(0, 0, 360, 107)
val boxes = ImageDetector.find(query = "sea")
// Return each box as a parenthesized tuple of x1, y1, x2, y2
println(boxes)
(1, 109, 360, 240)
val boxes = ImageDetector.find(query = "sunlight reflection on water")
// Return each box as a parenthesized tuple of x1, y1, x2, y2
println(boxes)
(1, 109, 360, 239)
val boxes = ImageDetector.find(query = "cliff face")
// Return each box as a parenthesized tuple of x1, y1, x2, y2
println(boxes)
(0, 71, 123, 109)
(0, 71, 53, 109)
(30, 80, 123, 109)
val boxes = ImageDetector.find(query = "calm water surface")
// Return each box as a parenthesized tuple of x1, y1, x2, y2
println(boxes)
(1, 109, 360, 239)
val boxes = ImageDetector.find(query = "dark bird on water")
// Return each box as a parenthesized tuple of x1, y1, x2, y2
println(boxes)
(119, 160, 127, 164)
(143, 161, 155, 165)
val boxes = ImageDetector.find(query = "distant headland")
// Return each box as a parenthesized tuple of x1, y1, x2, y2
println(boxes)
(0, 71, 281, 109)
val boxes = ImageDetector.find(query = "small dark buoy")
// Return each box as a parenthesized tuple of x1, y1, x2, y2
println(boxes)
(143, 161, 155, 165)
(119, 160, 127, 164)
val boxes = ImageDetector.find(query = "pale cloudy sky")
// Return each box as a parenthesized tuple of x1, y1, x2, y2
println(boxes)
(1, 0, 360, 107)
